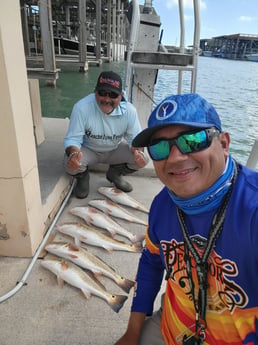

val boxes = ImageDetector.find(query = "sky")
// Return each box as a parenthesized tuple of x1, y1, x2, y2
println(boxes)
(139, 0, 258, 46)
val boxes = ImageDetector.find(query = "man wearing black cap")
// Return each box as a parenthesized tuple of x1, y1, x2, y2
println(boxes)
(115, 94, 258, 345)
(64, 71, 148, 198)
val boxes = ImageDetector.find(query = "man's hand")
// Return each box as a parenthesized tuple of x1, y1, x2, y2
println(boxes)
(132, 147, 147, 168)
(67, 151, 83, 171)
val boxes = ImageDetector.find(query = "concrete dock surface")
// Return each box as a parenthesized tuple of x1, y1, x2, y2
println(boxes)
(0, 118, 166, 345)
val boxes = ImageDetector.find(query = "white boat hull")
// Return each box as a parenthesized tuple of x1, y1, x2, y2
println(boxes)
(246, 54, 258, 62)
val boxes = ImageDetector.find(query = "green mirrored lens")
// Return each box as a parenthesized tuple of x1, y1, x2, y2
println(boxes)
(149, 140, 170, 160)
(148, 129, 213, 161)
(177, 130, 208, 153)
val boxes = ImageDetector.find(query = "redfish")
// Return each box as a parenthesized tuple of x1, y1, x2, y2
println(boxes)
(89, 199, 147, 226)
(41, 256, 128, 313)
(98, 187, 149, 213)
(56, 223, 143, 253)
(45, 242, 135, 293)
(70, 206, 144, 242)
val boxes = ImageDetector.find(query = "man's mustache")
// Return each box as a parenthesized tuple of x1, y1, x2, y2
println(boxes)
(100, 100, 115, 107)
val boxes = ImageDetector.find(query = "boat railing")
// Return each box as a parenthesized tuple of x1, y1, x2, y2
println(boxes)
(246, 139, 258, 170)
(124, 0, 140, 98)
(124, 0, 201, 129)
(124, 0, 201, 99)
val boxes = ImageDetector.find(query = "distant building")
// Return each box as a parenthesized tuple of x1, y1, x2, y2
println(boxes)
(200, 33, 258, 59)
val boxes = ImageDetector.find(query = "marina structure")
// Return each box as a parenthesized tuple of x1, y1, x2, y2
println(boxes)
(22, 0, 131, 83)
(200, 33, 258, 59)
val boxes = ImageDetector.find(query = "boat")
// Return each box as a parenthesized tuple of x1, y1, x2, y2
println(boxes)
(202, 50, 213, 57)
(54, 36, 104, 55)
(246, 53, 258, 62)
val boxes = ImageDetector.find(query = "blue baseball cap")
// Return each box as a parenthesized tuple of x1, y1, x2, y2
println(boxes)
(132, 93, 222, 147)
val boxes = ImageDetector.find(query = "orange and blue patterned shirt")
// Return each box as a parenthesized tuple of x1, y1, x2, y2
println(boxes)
(131, 164, 258, 345)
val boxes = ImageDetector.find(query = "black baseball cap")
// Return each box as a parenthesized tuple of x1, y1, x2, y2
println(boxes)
(95, 71, 122, 95)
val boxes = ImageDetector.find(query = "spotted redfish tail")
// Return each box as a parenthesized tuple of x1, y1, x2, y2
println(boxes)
(118, 277, 135, 294)
(108, 294, 128, 313)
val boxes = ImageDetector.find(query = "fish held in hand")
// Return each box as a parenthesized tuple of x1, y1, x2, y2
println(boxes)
(89, 199, 147, 226)
(98, 187, 149, 213)
(70, 206, 144, 242)
(56, 223, 143, 253)
(45, 241, 135, 293)
(41, 256, 128, 313)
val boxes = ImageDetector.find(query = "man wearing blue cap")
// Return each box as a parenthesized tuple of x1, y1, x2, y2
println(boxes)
(64, 71, 148, 198)
(115, 94, 258, 345)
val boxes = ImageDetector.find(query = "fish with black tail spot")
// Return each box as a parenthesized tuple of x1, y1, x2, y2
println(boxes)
(98, 187, 149, 213)
(45, 241, 135, 293)
(41, 256, 128, 313)
(89, 199, 148, 226)
(70, 206, 145, 242)
(56, 222, 143, 253)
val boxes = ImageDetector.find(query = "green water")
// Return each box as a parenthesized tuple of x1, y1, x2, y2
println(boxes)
(39, 61, 127, 118)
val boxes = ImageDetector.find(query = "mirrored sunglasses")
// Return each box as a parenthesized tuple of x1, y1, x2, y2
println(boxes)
(148, 127, 220, 161)
(97, 90, 120, 99)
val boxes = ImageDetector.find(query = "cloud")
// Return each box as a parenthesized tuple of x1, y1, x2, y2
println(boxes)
(166, 0, 206, 10)
(238, 16, 253, 22)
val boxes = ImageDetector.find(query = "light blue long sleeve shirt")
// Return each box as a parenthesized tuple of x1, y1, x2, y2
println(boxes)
(64, 93, 142, 152)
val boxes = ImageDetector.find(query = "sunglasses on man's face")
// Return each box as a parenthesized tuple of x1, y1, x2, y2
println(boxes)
(148, 127, 220, 161)
(97, 90, 120, 99)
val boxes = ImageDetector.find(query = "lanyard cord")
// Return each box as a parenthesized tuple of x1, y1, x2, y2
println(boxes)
(176, 163, 238, 334)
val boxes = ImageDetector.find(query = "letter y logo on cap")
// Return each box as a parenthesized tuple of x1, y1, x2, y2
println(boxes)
(156, 100, 178, 121)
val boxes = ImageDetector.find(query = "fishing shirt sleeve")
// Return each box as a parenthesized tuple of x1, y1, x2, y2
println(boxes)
(64, 97, 89, 150)
(131, 192, 166, 315)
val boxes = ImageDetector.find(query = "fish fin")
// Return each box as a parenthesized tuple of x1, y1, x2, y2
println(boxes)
(103, 245, 113, 253)
(102, 231, 115, 239)
(68, 254, 79, 259)
(89, 207, 99, 214)
(67, 243, 80, 252)
(108, 230, 116, 237)
(86, 271, 106, 290)
(57, 276, 64, 288)
(93, 271, 103, 278)
(74, 237, 81, 246)
(94, 277, 106, 290)
(108, 294, 128, 313)
(131, 241, 143, 253)
(61, 261, 69, 270)
(81, 289, 91, 299)
(92, 272, 103, 282)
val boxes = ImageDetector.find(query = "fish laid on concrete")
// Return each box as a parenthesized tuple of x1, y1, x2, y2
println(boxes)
(98, 187, 149, 214)
(45, 242, 135, 293)
(41, 256, 127, 313)
(70, 206, 144, 242)
(56, 222, 143, 253)
(89, 199, 147, 226)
